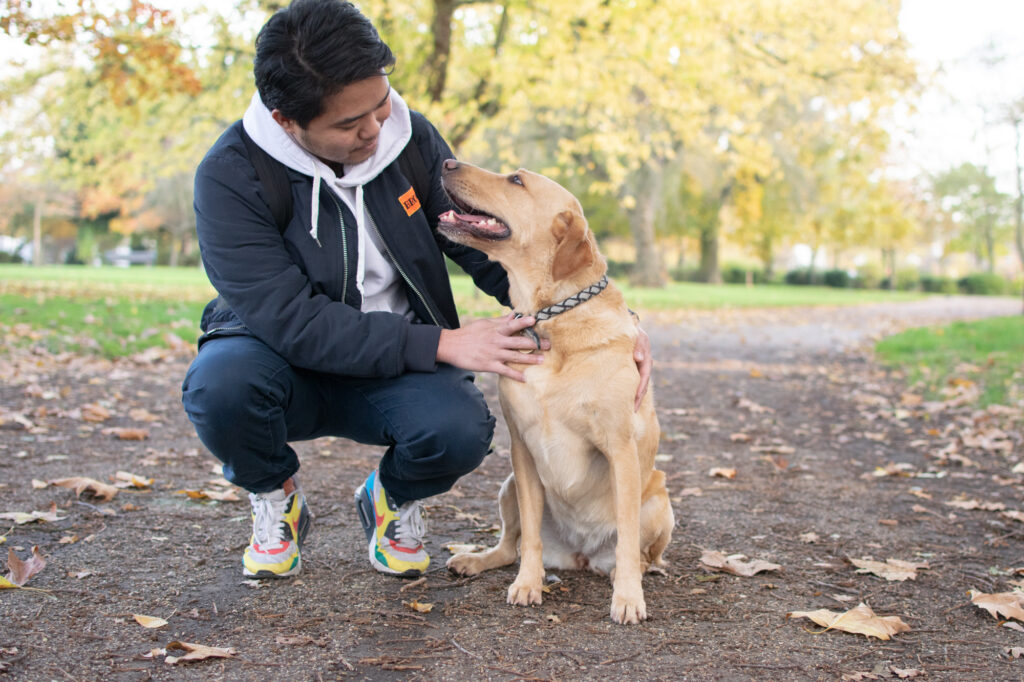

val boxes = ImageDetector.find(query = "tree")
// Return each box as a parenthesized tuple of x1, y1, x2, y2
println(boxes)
(932, 163, 1012, 272)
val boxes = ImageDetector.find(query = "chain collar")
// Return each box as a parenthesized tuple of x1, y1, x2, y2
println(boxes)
(513, 275, 609, 351)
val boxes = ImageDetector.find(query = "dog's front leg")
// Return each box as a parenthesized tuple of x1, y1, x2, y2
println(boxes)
(506, 420, 546, 607)
(608, 447, 646, 624)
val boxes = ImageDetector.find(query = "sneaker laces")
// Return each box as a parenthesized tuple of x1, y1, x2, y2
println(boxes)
(393, 500, 426, 550)
(250, 491, 289, 551)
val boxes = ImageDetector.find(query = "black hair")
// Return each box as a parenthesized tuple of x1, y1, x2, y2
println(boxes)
(254, 0, 395, 128)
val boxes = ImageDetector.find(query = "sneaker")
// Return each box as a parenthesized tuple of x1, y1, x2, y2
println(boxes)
(354, 470, 430, 577)
(242, 478, 312, 579)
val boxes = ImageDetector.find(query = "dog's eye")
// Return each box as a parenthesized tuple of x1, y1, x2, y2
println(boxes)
(509, 174, 524, 186)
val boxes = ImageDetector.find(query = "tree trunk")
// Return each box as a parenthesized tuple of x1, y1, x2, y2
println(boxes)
(32, 201, 42, 266)
(426, 0, 456, 102)
(698, 222, 721, 283)
(630, 192, 665, 287)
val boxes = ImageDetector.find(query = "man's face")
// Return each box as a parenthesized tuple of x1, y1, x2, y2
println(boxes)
(273, 75, 392, 170)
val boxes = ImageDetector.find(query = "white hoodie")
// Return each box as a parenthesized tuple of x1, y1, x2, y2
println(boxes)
(242, 90, 413, 318)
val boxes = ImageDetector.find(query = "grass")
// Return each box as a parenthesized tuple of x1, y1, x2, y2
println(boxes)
(875, 316, 1024, 407)
(0, 263, 950, 359)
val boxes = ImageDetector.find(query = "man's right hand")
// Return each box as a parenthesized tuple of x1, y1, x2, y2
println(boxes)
(436, 313, 550, 382)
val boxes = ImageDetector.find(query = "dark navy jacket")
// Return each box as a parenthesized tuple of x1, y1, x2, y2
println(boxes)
(192, 112, 510, 378)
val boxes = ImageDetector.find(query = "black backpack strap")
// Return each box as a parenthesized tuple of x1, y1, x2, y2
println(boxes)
(239, 124, 292, 233)
(397, 135, 432, 210)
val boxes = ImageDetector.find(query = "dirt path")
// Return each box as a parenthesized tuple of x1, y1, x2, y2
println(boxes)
(1, 296, 1021, 681)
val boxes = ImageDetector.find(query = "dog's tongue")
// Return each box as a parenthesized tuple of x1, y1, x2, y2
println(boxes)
(439, 209, 490, 224)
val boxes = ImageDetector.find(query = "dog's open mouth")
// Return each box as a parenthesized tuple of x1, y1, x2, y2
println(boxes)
(438, 206, 511, 240)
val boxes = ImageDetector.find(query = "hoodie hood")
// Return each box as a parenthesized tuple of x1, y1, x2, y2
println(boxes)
(242, 88, 413, 245)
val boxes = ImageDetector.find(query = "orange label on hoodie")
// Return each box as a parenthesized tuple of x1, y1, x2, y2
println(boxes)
(399, 187, 420, 216)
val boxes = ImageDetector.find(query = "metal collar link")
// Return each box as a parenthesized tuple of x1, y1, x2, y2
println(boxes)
(513, 275, 609, 352)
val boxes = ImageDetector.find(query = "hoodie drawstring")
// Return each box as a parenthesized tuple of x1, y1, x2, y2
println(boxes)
(309, 164, 322, 246)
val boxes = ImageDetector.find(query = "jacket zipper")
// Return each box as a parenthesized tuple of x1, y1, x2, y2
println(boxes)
(364, 202, 443, 327)
(327, 193, 350, 304)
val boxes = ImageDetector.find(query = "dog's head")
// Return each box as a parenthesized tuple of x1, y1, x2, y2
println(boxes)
(438, 160, 603, 288)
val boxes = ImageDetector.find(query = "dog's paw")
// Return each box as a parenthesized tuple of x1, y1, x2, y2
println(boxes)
(507, 580, 544, 607)
(610, 591, 647, 625)
(446, 553, 484, 576)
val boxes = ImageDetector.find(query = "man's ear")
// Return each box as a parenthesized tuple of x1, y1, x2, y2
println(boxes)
(271, 109, 297, 135)
(550, 210, 595, 281)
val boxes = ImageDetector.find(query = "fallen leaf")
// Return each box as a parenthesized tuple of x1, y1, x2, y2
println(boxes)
(275, 635, 325, 646)
(164, 641, 236, 665)
(945, 498, 1006, 511)
(80, 403, 111, 422)
(1006, 647, 1024, 659)
(969, 589, 1024, 622)
(175, 489, 241, 502)
(709, 467, 737, 479)
(851, 558, 928, 582)
(0, 502, 66, 525)
(129, 408, 160, 422)
(133, 614, 169, 629)
(799, 532, 820, 544)
(115, 471, 154, 488)
(446, 543, 485, 554)
(1001, 511, 1024, 524)
(735, 397, 773, 413)
(679, 487, 703, 497)
(404, 600, 433, 613)
(890, 668, 925, 679)
(788, 602, 910, 640)
(700, 550, 781, 576)
(102, 427, 149, 441)
(1, 546, 46, 588)
(729, 433, 752, 442)
(50, 477, 119, 501)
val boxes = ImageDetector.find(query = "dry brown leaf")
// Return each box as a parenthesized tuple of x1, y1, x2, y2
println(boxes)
(1000, 511, 1024, 524)
(164, 641, 236, 665)
(799, 532, 820, 544)
(968, 589, 1024, 622)
(945, 498, 1006, 511)
(133, 614, 168, 629)
(735, 397, 773, 413)
(709, 467, 737, 479)
(890, 667, 925, 679)
(50, 477, 119, 501)
(679, 487, 703, 497)
(1, 546, 46, 588)
(446, 543, 485, 554)
(0, 502, 66, 525)
(175, 489, 241, 502)
(1006, 647, 1024, 659)
(80, 403, 111, 422)
(729, 432, 752, 443)
(115, 471, 154, 488)
(787, 602, 910, 640)
(275, 635, 325, 647)
(102, 427, 149, 441)
(129, 408, 160, 422)
(404, 600, 433, 613)
(850, 558, 929, 582)
(700, 550, 781, 576)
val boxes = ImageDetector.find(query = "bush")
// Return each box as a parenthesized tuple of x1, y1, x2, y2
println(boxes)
(920, 275, 958, 294)
(958, 272, 1008, 296)
(784, 268, 814, 286)
(721, 264, 766, 285)
(855, 263, 884, 290)
(822, 269, 851, 288)
(605, 260, 633, 279)
(668, 265, 700, 282)
(0, 252, 24, 263)
(894, 268, 920, 291)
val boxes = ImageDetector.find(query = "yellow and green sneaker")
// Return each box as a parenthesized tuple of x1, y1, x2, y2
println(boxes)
(354, 471, 429, 577)
(242, 478, 311, 579)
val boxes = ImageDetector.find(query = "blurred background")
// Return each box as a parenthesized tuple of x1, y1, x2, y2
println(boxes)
(1, 0, 1022, 296)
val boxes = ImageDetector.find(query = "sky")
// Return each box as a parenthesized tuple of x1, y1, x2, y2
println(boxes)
(896, 0, 1024, 192)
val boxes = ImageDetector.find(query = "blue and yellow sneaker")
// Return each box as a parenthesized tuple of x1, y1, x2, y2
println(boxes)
(354, 471, 430, 577)
(242, 478, 311, 579)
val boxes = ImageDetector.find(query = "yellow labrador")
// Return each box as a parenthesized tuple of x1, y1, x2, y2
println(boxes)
(439, 160, 673, 625)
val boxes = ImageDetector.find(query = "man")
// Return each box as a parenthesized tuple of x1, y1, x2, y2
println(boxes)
(182, 0, 651, 580)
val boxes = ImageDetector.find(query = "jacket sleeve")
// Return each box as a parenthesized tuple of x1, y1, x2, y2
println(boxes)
(410, 113, 512, 308)
(193, 145, 439, 378)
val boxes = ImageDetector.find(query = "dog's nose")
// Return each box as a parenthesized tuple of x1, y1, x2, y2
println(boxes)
(442, 159, 459, 173)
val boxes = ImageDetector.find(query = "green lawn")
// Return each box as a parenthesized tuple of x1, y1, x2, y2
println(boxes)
(875, 316, 1024, 407)
(0, 263, 938, 359)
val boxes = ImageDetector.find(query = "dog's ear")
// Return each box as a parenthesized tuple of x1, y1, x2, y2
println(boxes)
(550, 210, 595, 281)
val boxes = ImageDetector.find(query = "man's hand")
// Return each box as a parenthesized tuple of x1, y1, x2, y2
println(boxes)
(633, 326, 652, 412)
(437, 313, 550, 382)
